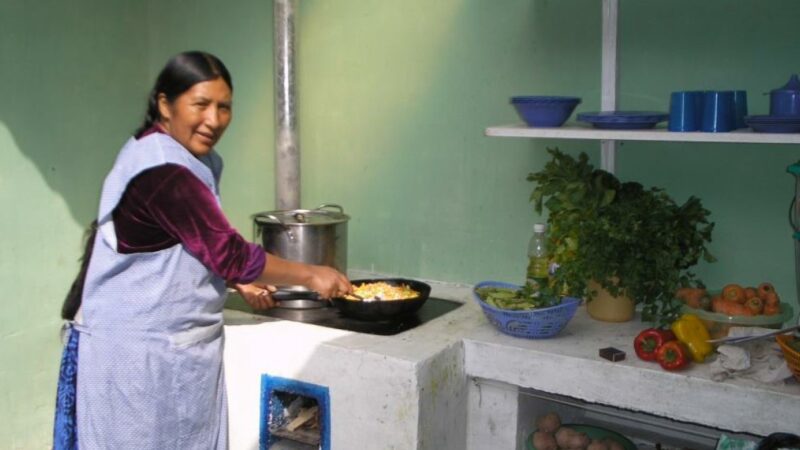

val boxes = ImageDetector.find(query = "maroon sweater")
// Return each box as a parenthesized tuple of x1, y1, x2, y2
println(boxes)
(111, 133, 265, 284)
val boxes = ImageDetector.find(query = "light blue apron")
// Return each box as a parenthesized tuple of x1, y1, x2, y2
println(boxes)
(72, 133, 229, 449)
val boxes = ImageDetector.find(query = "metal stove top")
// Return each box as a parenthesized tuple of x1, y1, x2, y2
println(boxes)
(225, 296, 462, 336)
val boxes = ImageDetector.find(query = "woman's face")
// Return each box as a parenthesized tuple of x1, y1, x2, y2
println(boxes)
(158, 77, 232, 157)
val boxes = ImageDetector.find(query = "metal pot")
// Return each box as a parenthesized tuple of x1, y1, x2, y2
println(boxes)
(252, 204, 349, 292)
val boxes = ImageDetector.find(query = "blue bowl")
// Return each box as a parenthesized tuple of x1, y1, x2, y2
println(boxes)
(511, 96, 581, 127)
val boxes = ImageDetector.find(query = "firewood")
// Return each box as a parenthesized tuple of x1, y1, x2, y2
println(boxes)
(286, 406, 318, 432)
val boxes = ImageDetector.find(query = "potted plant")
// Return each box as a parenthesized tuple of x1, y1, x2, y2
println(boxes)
(528, 148, 715, 325)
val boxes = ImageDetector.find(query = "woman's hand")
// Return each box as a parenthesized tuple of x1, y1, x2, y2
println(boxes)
(231, 283, 277, 310)
(252, 252, 352, 299)
(305, 265, 352, 299)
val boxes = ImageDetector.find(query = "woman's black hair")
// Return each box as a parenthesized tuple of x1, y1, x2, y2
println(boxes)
(134, 51, 233, 137)
(61, 220, 97, 320)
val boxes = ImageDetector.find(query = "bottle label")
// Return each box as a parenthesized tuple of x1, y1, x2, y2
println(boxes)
(526, 256, 549, 291)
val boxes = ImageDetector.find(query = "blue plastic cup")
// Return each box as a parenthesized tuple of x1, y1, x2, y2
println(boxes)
(732, 90, 748, 129)
(668, 91, 703, 131)
(701, 91, 735, 132)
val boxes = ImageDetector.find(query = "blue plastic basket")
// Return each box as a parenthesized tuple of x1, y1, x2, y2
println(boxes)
(473, 281, 580, 339)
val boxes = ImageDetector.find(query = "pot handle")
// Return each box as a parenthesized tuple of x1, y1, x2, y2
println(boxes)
(314, 203, 344, 213)
(251, 212, 297, 242)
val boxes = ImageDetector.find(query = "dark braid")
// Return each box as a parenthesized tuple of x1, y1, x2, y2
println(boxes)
(134, 88, 161, 138)
(61, 220, 98, 320)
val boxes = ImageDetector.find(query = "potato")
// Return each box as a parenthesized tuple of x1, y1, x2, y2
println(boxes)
(555, 427, 590, 450)
(570, 432, 591, 450)
(587, 439, 610, 450)
(602, 438, 625, 450)
(532, 431, 557, 450)
(535, 412, 561, 433)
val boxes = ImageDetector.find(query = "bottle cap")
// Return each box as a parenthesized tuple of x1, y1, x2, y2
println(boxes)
(533, 223, 547, 233)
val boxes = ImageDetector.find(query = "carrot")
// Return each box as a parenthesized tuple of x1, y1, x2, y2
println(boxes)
(763, 291, 780, 307)
(758, 282, 775, 300)
(745, 297, 763, 315)
(711, 295, 728, 313)
(728, 302, 755, 316)
(713, 297, 754, 316)
(676, 287, 707, 309)
(722, 284, 746, 304)
(763, 303, 781, 316)
(730, 303, 756, 316)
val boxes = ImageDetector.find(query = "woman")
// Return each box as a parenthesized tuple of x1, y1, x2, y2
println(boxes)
(52, 51, 351, 449)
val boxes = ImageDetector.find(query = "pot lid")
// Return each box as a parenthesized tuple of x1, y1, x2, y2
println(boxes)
(772, 74, 800, 93)
(253, 204, 349, 225)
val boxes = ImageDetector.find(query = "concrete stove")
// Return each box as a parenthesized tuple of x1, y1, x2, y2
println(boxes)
(223, 274, 477, 449)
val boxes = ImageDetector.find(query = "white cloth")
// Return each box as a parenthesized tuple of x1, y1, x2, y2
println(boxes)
(710, 326, 793, 384)
(76, 133, 229, 449)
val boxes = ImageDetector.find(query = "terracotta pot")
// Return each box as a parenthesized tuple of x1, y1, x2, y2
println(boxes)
(586, 279, 635, 322)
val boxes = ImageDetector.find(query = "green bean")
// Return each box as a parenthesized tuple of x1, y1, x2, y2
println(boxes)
(476, 286, 560, 311)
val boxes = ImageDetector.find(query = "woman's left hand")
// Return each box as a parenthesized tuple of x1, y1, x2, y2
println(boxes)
(232, 283, 277, 310)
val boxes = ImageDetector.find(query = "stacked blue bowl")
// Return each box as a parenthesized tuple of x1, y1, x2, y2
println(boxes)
(511, 96, 581, 127)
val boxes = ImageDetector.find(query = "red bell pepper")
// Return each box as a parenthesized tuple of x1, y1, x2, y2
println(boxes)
(633, 328, 676, 361)
(655, 340, 690, 371)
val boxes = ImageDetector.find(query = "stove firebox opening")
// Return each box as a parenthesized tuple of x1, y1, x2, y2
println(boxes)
(260, 374, 331, 450)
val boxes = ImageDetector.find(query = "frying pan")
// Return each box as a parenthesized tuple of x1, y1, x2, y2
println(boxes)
(331, 278, 431, 321)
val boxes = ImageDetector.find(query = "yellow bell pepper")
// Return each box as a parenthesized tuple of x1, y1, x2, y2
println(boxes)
(670, 314, 713, 363)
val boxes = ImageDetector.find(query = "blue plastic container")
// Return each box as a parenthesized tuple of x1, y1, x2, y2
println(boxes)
(668, 91, 703, 131)
(732, 90, 748, 129)
(510, 96, 581, 128)
(473, 280, 580, 339)
(701, 91, 735, 132)
(770, 74, 800, 116)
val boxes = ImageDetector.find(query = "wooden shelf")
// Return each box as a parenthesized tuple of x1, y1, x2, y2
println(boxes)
(485, 123, 800, 145)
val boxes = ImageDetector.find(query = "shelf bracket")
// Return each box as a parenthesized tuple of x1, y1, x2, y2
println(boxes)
(601, 0, 619, 174)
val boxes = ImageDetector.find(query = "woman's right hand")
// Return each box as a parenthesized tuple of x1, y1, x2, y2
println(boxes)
(305, 265, 352, 299)
(254, 252, 351, 299)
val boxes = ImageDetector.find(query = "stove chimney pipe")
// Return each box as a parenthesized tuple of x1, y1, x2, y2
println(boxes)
(273, 0, 300, 210)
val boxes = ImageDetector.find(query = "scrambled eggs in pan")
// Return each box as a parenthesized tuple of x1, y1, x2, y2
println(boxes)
(346, 282, 419, 302)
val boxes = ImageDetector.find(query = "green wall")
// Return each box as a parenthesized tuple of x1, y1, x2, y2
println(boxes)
(2, 0, 799, 447)
(0, 0, 147, 447)
(295, 0, 800, 308)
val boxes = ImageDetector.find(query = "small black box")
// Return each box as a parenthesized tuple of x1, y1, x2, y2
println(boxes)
(599, 347, 626, 362)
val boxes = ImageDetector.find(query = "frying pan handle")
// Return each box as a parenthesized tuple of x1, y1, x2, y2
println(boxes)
(272, 290, 321, 301)
(252, 212, 297, 242)
(315, 203, 344, 213)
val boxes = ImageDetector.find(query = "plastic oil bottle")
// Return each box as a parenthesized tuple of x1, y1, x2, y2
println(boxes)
(526, 223, 549, 292)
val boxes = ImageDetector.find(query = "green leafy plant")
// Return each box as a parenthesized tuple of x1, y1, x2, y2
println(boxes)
(528, 148, 715, 325)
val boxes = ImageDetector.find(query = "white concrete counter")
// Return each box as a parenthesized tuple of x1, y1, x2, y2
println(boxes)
(462, 305, 800, 443)
(223, 277, 800, 449)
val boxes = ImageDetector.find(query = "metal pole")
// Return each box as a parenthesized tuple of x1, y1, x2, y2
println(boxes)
(600, 0, 618, 174)
(274, 0, 300, 210)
